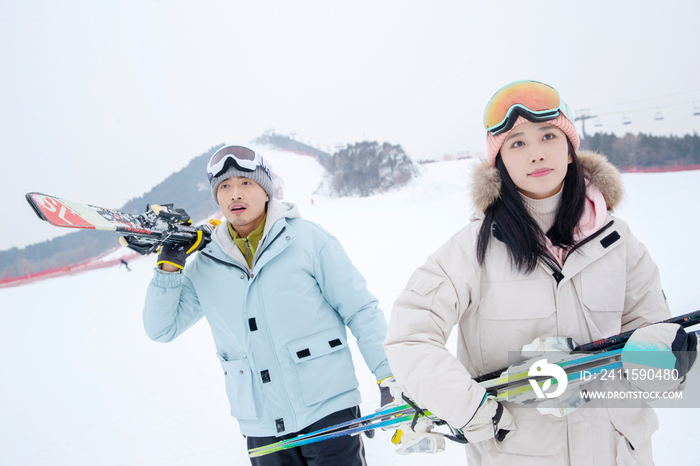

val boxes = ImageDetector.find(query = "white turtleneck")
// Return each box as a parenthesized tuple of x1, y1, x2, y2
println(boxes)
(520, 185, 563, 234)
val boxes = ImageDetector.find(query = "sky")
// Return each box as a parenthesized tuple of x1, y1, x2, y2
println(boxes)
(2, 0, 700, 249)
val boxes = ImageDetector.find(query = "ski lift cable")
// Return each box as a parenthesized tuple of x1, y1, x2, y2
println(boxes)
(583, 100, 695, 118)
(581, 89, 700, 112)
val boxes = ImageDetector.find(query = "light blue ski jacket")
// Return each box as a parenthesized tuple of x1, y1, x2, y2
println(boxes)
(143, 199, 391, 437)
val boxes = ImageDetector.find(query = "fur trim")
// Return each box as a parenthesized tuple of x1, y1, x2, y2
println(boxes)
(578, 151, 624, 210)
(471, 161, 502, 214)
(470, 150, 624, 213)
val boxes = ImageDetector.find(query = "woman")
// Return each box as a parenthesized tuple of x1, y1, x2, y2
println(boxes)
(384, 80, 694, 465)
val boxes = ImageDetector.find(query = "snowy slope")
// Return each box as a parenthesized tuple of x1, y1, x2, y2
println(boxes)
(1, 146, 699, 465)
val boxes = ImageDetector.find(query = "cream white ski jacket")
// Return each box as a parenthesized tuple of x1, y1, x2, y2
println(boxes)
(384, 152, 670, 465)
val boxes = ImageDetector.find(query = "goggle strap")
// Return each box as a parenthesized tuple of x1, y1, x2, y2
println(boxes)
(212, 156, 257, 178)
(489, 107, 562, 136)
(210, 146, 256, 165)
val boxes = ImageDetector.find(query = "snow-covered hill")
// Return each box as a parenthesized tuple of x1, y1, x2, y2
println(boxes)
(1, 146, 698, 465)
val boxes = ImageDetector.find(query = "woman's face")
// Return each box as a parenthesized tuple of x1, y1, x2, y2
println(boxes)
(499, 121, 572, 199)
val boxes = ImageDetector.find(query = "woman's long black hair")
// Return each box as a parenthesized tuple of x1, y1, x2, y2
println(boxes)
(476, 139, 587, 273)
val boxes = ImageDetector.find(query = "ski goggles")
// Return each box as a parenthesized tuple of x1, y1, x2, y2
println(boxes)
(206, 145, 271, 183)
(483, 80, 575, 136)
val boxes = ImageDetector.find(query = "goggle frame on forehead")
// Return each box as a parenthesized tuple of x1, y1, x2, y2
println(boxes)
(206, 145, 271, 182)
(484, 80, 575, 136)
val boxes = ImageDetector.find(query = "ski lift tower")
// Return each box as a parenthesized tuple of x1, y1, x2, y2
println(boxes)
(574, 109, 597, 140)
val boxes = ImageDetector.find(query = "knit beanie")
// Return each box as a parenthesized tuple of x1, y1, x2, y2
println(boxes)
(486, 114, 580, 167)
(210, 162, 275, 205)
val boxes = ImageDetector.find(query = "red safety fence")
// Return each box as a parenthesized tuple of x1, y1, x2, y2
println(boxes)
(0, 249, 142, 289)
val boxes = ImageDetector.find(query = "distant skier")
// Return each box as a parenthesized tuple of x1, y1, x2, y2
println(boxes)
(384, 80, 698, 464)
(119, 258, 131, 271)
(142, 145, 393, 465)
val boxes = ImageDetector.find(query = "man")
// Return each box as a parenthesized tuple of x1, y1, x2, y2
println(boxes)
(143, 145, 392, 465)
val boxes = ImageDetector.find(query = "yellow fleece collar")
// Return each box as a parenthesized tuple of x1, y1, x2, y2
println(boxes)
(228, 214, 266, 268)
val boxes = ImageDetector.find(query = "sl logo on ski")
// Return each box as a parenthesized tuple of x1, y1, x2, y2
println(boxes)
(30, 194, 94, 229)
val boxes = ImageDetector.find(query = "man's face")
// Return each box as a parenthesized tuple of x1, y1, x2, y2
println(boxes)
(216, 176, 269, 237)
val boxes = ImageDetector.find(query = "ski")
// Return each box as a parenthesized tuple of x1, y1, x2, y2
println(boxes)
(493, 352, 623, 401)
(248, 411, 426, 458)
(247, 403, 421, 457)
(481, 349, 624, 393)
(487, 330, 700, 400)
(26, 192, 212, 255)
(474, 309, 700, 384)
(249, 351, 618, 457)
(250, 326, 700, 458)
(570, 309, 700, 353)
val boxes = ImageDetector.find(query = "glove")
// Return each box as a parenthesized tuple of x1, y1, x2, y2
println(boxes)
(365, 376, 397, 439)
(156, 230, 207, 271)
(379, 376, 399, 406)
(622, 323, 698, 392)
(393, 416, 446, 455)
(461, 394, 516, 443)
(380, 389, 447, 454)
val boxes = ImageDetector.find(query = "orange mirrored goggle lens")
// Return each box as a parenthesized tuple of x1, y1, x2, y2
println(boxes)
(483, 81, 561, 130)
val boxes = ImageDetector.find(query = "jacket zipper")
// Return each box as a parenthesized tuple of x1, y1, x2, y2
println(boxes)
(540, 253, 565, 285)
(253, 226, 287, 268)
(539, 220, 616, 286)
(244, 237, 252, 259)
(202, 226, 297, 431)
(564, 220, 615, 261)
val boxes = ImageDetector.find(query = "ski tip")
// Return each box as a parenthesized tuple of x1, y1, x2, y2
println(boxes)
(25, 192, 50, 221)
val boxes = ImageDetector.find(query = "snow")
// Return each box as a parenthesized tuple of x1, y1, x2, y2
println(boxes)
(2, 147, 699, 465)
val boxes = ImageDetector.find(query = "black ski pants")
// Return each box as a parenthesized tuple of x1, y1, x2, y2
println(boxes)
(246, 406, 366, 466)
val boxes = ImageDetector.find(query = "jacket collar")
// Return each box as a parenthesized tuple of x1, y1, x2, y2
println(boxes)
(208, 198, 301, 268)
(555, 217, 621, 280)
(470, 150, 625, 215)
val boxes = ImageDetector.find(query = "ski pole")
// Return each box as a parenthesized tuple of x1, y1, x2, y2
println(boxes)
(474, 309, 700, 383)
(570, 309, 700, 353)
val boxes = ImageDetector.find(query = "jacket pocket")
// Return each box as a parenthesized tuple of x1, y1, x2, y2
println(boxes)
(581, 272, 625, 337)
(287, 328, 359, 406)
(607, 405, 657, 455)
(479, 279, 556, 370)
(217, 353, 260, 420)
(406, 270, 446, 297)
(480, 279, 555, 321)
(396, 270, 447, 335)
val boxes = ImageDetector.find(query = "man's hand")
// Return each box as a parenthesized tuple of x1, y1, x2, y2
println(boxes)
(379, 376, 399, 407)
(364, 376, 398, 439)
(157, 230, 207, 271)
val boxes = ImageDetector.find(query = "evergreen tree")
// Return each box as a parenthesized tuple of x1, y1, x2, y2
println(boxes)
(322, 141, 418, 197)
